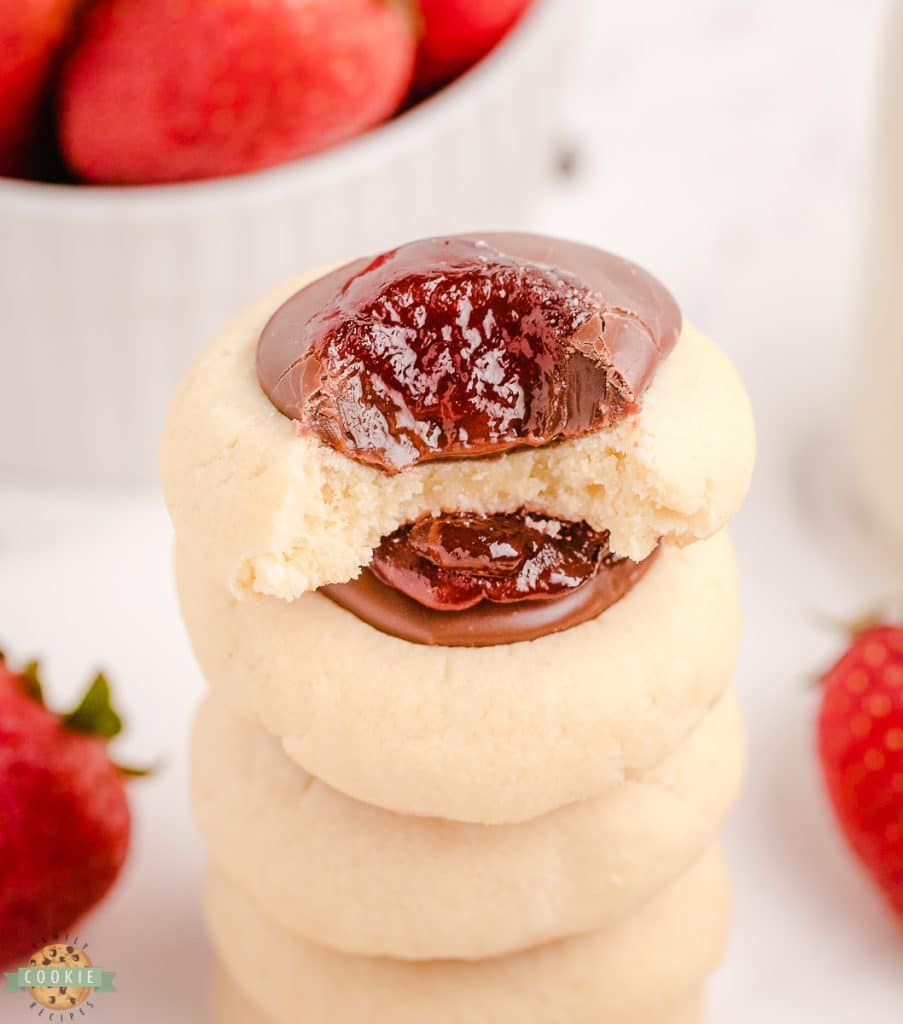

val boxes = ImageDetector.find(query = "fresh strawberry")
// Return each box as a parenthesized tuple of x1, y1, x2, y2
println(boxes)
(58, 0, 418, 185)
(0, 0, 82, 177)
(817, 621, 903, 919)
(414, 0, 532, 93)
(0, 656, 134, 968)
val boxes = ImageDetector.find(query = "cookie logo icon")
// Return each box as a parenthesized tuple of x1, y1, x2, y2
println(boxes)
(3, 937, 115, 1018)
(27, 945, 93, 1011)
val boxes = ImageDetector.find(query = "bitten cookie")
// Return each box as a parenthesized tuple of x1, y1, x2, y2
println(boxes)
(177, 529, 739, 823)
(192, 693, 744, 960)
(160, 239, 754, 602)
(206, 848, 729, 1024)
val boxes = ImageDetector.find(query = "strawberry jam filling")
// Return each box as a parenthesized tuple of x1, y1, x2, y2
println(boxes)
(257, 233, 681, 473)
(369, 510, 623, 611)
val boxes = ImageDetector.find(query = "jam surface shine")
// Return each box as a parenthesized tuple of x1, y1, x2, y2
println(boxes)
(258, 234, 681, 473)
(369, 509, 625, 611)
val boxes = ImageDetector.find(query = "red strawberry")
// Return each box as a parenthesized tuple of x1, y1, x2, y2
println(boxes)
(0, 656, 134, 967)
(817, 621, 903, 919)
(0, 0, 82, 177)
(58, 0, 418, 185)
(414, 0, 532, 93)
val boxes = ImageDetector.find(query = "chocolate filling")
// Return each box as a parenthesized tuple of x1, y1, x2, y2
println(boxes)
(322, 548, 658, 648)
(257, 233, 681, 474)
(323, 509, 655, 647)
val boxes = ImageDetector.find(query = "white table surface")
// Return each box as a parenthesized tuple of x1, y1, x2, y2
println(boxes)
(2, 1, 902, 1021)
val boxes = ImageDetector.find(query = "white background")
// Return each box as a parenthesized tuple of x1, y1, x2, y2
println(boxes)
(1, 1, 902, 1021)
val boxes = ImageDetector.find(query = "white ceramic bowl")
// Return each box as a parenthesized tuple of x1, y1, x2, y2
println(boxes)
(0, 0, 580, 486)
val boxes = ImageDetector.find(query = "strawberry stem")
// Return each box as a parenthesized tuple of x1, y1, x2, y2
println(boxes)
(115, 761, 158, 778)
(63, 673, 123, 740)
(21, 661, 45, 706)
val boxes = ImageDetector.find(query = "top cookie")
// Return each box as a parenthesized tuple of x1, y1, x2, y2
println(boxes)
(161, 233, 754, 602)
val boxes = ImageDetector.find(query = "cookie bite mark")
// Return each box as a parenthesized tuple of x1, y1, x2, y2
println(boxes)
(322, 510, 658, 647)
(257, 233, 681, 473)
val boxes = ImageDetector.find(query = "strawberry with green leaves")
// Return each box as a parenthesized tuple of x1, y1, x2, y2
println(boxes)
(0, 655, 137, 967)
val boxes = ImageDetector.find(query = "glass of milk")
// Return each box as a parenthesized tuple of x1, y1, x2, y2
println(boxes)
(853, 0, 903, 562)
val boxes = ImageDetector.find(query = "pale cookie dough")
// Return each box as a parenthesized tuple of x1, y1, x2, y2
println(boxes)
(160, 269, 755, 600)
(205, 849, 729, 1024)
(176, 530, 740, 824)
(212, 964, 707, 1024)
(192, 693, 744, 960)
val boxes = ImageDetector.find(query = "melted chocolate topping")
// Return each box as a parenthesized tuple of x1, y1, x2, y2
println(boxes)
(258, 233, 681, 473)
(322, 549, 658, 648)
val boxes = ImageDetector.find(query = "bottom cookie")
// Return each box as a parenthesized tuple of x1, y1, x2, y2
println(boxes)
(204, 849, 728, 1024)
(212, 964, 707, 1024)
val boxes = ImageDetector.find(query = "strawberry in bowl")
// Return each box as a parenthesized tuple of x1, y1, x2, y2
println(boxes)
(0, 0, 542, 186)
(414, 0, 533, 92)
(58, 0, 418, 184)
(0, 0, 82, 177)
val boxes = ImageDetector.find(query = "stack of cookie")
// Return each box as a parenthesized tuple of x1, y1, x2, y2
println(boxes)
(161, 233, 755, 1024)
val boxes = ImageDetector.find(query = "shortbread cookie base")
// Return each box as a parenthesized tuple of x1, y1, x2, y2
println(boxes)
(206, 849, 728, 1024)
(192, 693, 743, 960)
(212, 963, 707, 1024)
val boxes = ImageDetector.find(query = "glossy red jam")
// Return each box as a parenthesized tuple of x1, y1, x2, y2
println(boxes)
(368, 509, 626, 611)
(258, 234, 681, 473)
